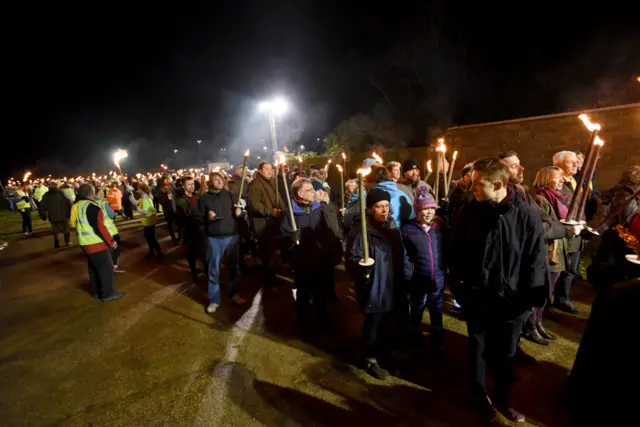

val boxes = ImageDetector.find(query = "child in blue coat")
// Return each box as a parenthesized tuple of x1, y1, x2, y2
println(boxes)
(401, 187, 449, 351)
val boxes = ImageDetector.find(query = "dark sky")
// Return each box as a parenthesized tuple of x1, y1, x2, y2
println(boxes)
(4, 1, 639, 179)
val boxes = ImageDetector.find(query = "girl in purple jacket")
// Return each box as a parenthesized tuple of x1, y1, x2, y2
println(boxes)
(401, 187, 449, 351)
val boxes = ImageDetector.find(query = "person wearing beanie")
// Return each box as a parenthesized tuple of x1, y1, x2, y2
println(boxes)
(368, 165, 414, 227)
(397, 158, 432, 205)
(401, 186, 450, 352)
(346, 187, 412, 381)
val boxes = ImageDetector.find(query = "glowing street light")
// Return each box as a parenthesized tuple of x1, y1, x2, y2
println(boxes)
(299, 145, 305, 151)
(197, 140, 202, 144)
(174, 149, 178, 154)
(259, 96, 289, 158)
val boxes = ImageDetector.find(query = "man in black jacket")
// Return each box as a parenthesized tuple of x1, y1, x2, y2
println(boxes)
(39, 184, 72, 248)
(175, 176, 201, 282)
(198, 172, 246, 314)
(452, 157, 546, 425)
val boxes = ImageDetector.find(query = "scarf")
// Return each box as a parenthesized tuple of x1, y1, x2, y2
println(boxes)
(536, 187, 568, 220)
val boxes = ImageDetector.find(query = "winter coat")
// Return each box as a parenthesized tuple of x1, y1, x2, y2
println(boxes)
(280, 199, 343, 269)
(396, 178, 431, 204)
(175, 189, 200, 231)
(587, 228, 640, 290)
(533, 194, 570, 273)
(39, 187, 71, 222)
(227, 176, 250, 203)
(401, 218, 449, 290)
(600, 183, 639, 229)
(451, 185, 547, 317)
(247, 172, 285, 238)
(346, 216, 412, 314)
(198, 189, 238, 237)
(371, 180, 414, 226)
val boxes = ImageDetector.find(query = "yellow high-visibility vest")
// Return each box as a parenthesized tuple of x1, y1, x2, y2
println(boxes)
(76, 200, 104, 246)
(138, 197, 157, 226)
(99, 200, 118, 236)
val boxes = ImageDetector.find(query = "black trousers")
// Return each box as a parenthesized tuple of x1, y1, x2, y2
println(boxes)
(182, 227, 201, 276)
(294, 268, 331, 324)
(123, 202, 134, 219)
(363, 312, 393, 361)
(257, 235, 277, 286)
(164, 209, 179, 242)
(143, 225, 161, 254)
(110, 234, 121, 265)
(51, 219, 70, 245)
(466, 310, 528, 401)
(20, 210, 32, 233)
(555, 250, 581, 304)
(87, 250, 115, 298)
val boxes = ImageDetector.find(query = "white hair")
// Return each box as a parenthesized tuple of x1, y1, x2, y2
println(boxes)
(553, 150, 577, 166)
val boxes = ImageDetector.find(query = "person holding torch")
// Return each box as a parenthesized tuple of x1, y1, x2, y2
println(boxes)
(346, 187, 412, 381)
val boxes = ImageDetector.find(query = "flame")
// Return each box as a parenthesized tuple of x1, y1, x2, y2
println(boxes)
(327, 159, 332, 164)
(274, 158, 279, 167)
(427, 160, 432, 172)
(453, 150, 458, 160)
(22, 171, 31, 181)
(244, 149, 250, 156)
(112, 149, 128, 167)
(578, 114, 601, 132)
(436, 138, 446, 153)
(357, 167, 372, 177)
(341, 152, 346, 160)
(372, 152, 383, 164)
(297, 156, 303, 162)
(594, 136, 605, 146)
(279, 154, 285, 163)
(336, 164, 343, 172)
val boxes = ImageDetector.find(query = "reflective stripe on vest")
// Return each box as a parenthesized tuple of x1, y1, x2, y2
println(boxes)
(76, 200, 104, 246)
(138, 197, 157, 226)
(100, 200, 118, 236)
(16, 200, 30, 210)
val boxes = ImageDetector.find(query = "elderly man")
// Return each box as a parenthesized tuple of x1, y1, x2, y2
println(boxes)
(280, 178, 342, 328)
(247, 162, 285, 295)
(552, 150, 584, 314)
(74, 184, 124, 301)
(396, 158, 431, 204)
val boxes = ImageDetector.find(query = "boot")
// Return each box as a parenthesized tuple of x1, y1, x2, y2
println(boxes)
(523, 320, 549, 346)
(535, 321, 556, 340)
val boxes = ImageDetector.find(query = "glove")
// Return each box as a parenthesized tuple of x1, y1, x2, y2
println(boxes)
(288, 229, 301, 243)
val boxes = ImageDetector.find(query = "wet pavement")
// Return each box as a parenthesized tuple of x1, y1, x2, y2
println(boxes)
(0, 218, 594, 426)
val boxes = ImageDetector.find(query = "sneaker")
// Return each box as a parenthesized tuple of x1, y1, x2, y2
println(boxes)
(230, 294, 247, 306)
(113, 267, 126, 274)
(206, 303, 219, 314)
(366, 359, 390, 381)
(100, 291, 126, 301)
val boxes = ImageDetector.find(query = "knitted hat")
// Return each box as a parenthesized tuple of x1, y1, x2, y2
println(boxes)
(366, 187, 391, 208)
(414, 186, 437, 212)
(402, 158, 420, 174)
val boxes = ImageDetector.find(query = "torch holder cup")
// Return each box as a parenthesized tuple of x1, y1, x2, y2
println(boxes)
(560, 219, 599, 238)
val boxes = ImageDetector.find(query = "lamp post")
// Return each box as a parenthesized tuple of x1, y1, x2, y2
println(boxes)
(259, 97, 289, 161)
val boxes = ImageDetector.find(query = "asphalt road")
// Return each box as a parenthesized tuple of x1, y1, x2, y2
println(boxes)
(0, 217, 594, 426)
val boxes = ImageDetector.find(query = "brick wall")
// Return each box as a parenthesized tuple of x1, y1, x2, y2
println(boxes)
(442, 103, 640, 190)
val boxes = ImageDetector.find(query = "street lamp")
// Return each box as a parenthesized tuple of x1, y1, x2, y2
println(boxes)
(197, 140, 202, 144)
(174, 149, 178, 154)
(259, 97, 289, 158)
(299, 145, 305, 152)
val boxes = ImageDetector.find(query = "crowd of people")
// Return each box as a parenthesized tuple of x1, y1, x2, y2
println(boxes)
(3, 149, 639, 425)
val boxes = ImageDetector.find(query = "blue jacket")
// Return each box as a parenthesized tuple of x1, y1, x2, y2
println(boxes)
(401, 219, 449, 289)
(371, 181, 414, 226)
(346, 216, 412, 313)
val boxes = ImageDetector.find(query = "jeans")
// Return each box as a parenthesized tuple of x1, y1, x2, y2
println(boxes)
(143, 225, 161, 254)
(466, 309, 528, 401)
(555, 251, 581, 304)
(20, 210, 32, 233)
(205, 235, 240, 304)
(87, 250, 115, 298)
(409, 277, 445, 333)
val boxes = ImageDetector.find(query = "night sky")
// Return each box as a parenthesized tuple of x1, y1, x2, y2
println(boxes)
(4, 1, 639, 179)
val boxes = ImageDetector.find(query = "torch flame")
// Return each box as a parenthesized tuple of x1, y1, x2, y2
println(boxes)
(453, 150, 458, 160)
(112, 149, 128, 167)
(436, 138, 447, 153)
(274, 158, 279, 167)
(22, 171, 31, 182)
(578, 114, 601, 132)
(357, 167, 372, 177)
(594, 136, 605, 146)
(279, 154, 286, 163)
(244, 149, 250, 156)
(327, 159, 332, 164)
(427, 160, 432, 172)
(297, 156, 303, 162)
(372, 152, 383, 164)
(336, 164, 343, 172)
(341, 152, 346, 160)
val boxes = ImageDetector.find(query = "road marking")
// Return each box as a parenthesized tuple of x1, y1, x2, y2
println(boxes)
(194, 289, 264, 426)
